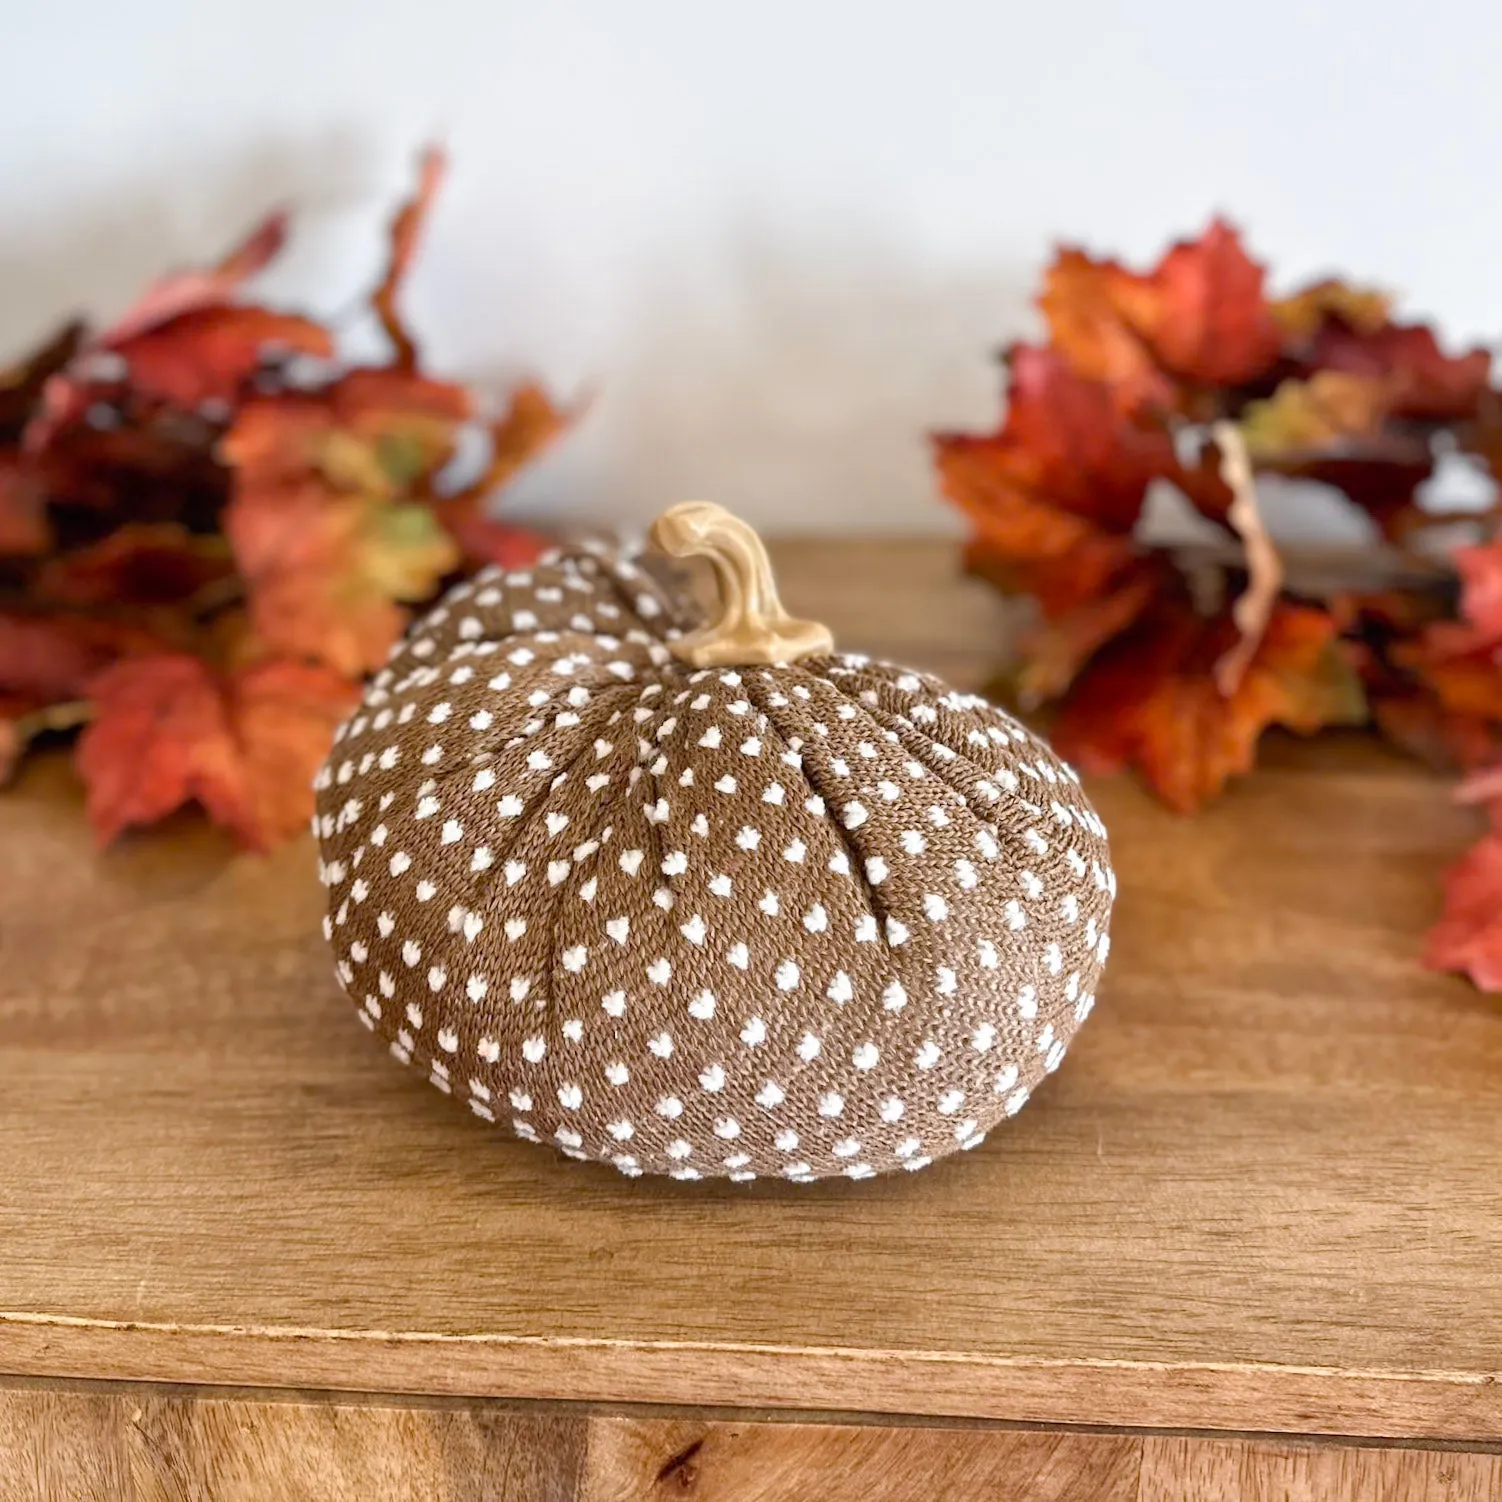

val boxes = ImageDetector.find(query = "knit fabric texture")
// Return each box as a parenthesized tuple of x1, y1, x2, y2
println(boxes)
(314, 538, 1115, 1182)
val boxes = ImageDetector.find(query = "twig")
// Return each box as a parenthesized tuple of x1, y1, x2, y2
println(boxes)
(17, 700, 95, 736)
(1212, 420, 1283, 696)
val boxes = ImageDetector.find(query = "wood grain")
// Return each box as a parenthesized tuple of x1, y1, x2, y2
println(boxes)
(1136, 1435, 1502, 1502)
(582, 1416, 1141, 1501)
(0, 1387, 586, 1502)
(1, 540, 1500, 1440)
(4, 1388, 1502, 1501)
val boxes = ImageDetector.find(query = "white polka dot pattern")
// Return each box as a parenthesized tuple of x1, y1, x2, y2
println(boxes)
(314, 539, 1115, 1182)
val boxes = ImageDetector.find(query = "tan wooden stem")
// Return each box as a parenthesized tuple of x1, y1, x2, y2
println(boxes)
(649, 502, 835, 667)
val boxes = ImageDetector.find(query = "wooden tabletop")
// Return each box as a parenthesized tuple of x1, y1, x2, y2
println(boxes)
(2, 539, 1499, 1445)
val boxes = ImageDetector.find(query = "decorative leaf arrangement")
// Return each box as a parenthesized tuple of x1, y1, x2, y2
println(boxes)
(0, 148, 568, 850)
(932, 219, 1502, 989)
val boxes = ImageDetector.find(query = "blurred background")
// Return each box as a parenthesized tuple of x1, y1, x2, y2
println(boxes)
(3, 0, 1498, 533)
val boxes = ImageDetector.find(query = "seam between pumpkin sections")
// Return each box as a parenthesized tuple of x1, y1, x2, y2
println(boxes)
(742, 671, 893, 936)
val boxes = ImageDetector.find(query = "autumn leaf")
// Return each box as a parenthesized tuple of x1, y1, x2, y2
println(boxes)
(227, 480, 457, 675)
(1426, 832, 1502, 990)
(76, 653, 245, 844)
(0, 457, 50, 555)
(436, 381, 571, 567)
(1052, 597, 1367, 812)
(1420, 540, 1502, 656)
(1239, 372, 1394, 462)
(934, 347, 1176, 614)
(222, 371, 472, 673)
(1309, 319, 1489, 421)
(34, 523, 233, 609)
(1271, 279, 1391, 345)
(0, 320, 86, 438)
(0, 609, 177, 783)
(373, 146, 446, 370)
(1111, 218, 1280, 390)
(96, 211, 289, 349)
(1038, 248, 1171, 414)
(25, 211, 306, 448)
(1234, 371, 1433, 536)
(334, 365, 472, 423)
(107, 306, 333, 413)
(0, 610, 168, 702)
(223, 383, 464, 499)
(76, 652, 357, 850)
(1011, 562, 1163, 705)
(231, 658, 363, 847)
(1039, 221, 1280, 410)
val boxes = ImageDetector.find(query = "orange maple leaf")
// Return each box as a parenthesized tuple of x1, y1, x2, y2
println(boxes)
(1039, 220, 1279, 413)
(226, 477, 458, 677)
(223, 373, 477, 674)
(76, 652, 357, 850)
(1038, 249, 1172, 414)
(1051, 597, 1366, 812)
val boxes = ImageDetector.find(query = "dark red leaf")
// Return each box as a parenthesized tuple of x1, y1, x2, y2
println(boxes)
(1310, 320, 1490, 422)
(35, 522, 234, 609)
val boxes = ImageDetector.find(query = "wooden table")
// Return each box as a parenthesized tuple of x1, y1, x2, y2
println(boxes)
(3, 540, 1501, 1501)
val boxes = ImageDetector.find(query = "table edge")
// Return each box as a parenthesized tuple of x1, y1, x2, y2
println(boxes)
(4, 1312, 1499, 1442)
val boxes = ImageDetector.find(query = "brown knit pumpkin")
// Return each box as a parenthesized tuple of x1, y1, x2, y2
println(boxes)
(314, 504, 1114, 1182)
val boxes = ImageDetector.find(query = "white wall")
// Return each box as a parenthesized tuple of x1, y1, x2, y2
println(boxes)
(6, 0, 1501, 534)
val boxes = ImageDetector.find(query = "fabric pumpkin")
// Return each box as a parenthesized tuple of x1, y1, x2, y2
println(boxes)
(314, 503, 1114, 1182)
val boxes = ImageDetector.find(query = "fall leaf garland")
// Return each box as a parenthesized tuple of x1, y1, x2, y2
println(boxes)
(0, 147, 568, 849)
(933, 216, 1502, 991)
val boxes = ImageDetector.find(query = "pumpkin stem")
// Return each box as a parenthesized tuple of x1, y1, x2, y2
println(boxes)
(649, 503, 835, 668)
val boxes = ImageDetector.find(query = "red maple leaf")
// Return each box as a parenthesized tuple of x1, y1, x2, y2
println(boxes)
(96, 211, 289, 348)
(76, 653, 357, 850)
(1310, 319, 1490, 422)
(26, 209, 329, 447)
(105, 306, 332, 413)
(933, 347, 1179, 616)
(0, 611, 169, 702)
(1427, 830, 1502, 991)
(1115, 218, 1281, 389)
(0, 612, 169, 785)
(1051, 595, 1366, 812)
